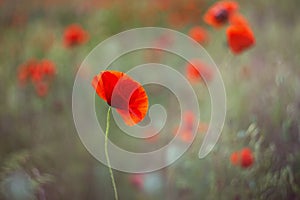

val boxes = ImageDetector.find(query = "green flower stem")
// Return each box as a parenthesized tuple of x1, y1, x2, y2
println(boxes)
(105, 107, 118, 200)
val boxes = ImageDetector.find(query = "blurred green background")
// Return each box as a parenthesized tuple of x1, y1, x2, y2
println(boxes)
(1, 0, 300, 199)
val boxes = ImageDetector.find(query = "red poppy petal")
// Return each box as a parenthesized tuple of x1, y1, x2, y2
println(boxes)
(186, 60, 213, 83)
(181, 131, 193, 142)
(131, 91, 148, 120)
(226, 24, 255, 54)
(230, 151, 240, 165)
(92, 71, 125, 105)
(203, 1, 239, 28)
(101, 71, 125, 105)
(229, 13, 249, 26)
(240, 148, 254, 168)
(92, 74, 107, 102)
(115, 85, 148, 126)
(64, 24, 89, 47)
(222, 1, 239, 12)
(92, 70, 148, 126)
(111, 77, 138, 108)
(189, 26, 208, 44)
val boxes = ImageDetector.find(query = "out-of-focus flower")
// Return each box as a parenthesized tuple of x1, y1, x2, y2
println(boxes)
(40, 59, 56, 76)
(144, 34, 174, 62)
(226, 21, 255, 54)
(92, 70, 148, 126)
(17, 60, 36, 86)
(129, 174, 144, 190)
(230, 151, 240, 166)
(230, 148, 254, 168)
(29, 62, 44, 83)
(198, 122, 209, 133)
(174, 111, 197, 142)
(186, 60, 214, 83)
(203, 1, 238, 28)
(240, 148, 254, 168)
(63, 24, 89, 48)
(17, 59, 56, 97)
(229, 13, 249, 27)
(188, 26, 209, 44)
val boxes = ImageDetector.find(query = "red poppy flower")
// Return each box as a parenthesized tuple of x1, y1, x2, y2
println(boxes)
(63, 24, 89, 48)
(230, 148, 254, 168)
(229, 13, 249, 27)
(186, 60, 214, 83)
(188, 26, 209, 44)
(226, 23, 255, 54)
(203, 1, 238, 28)
(17, 59, 56, 97)
(25, 59, 56, 83)
(92, 70, 148, 126)
(40, 59, 56, 76)
(30, 67, 44, 83)
(240, 148, 254, 168)
(17, 60, 35, 86)
(230, 151, 240, 166)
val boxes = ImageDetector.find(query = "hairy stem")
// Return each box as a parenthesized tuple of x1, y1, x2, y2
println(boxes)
(105, 107, 118, 200)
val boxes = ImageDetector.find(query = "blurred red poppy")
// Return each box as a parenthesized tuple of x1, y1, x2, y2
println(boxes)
(30, 65, 44, 83)
(203, 1, 238, 28)
(186, 60, 213, 83)
(230, 151, 240, 166)
(40, 59, 56, 76)
(63, 24, 89, 47)
(226, 22, 255, 54)
(92, 70, 148, 126)
(188, 26, 209, 44)
(230, 148, 254, 168)
(17, 59, 56, 97)
(29, 60, 56, 83)
(18, 59, 36, 86)
(229, 13, 249, 27)
(129, 174, 144, 190)
(174, 111, 196, 142)
(240, 148, 254, 168)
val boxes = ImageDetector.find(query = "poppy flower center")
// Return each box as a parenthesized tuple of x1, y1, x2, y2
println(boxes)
(215, 9, 229, 23)
(109, 93, 130, 110)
